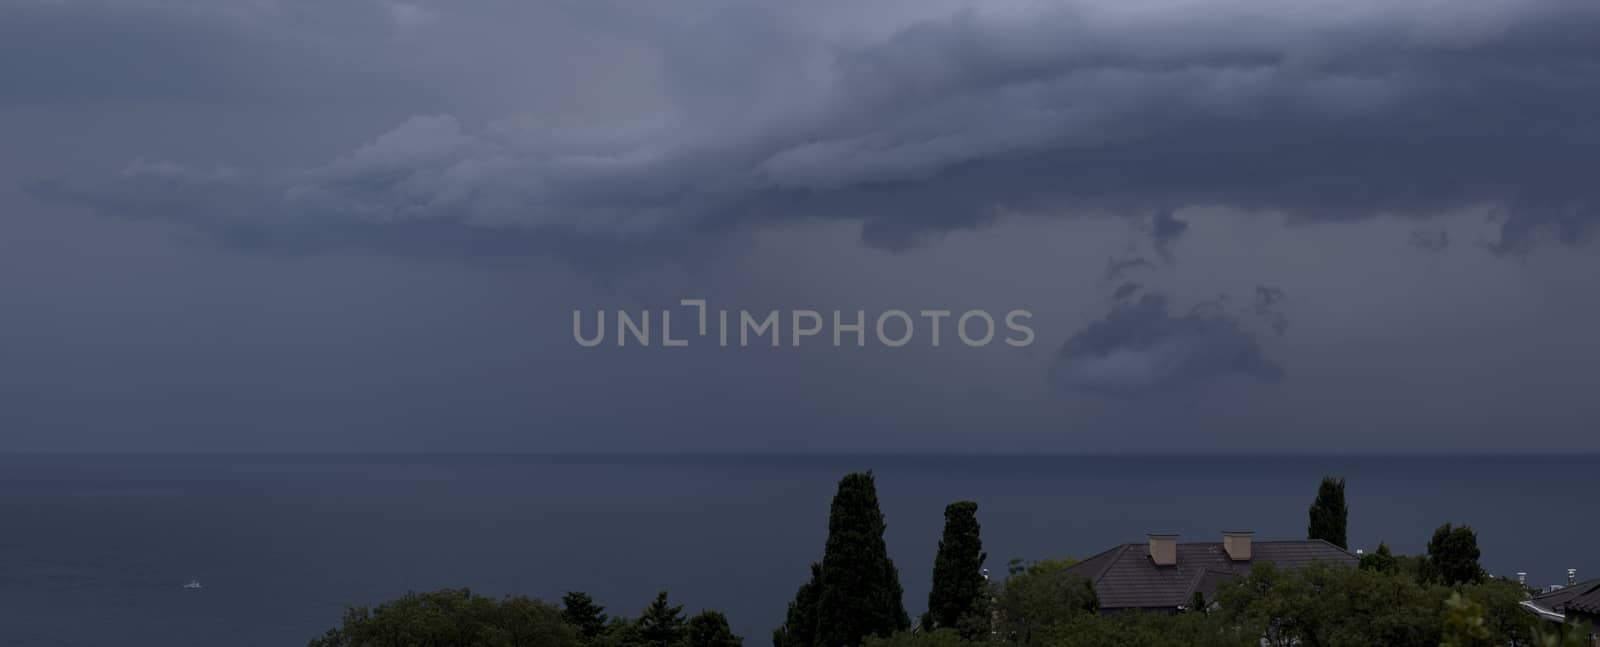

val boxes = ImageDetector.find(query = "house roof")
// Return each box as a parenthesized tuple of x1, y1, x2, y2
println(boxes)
(1526, 579, 1600, 618)
(1063, 539, 1358, 610)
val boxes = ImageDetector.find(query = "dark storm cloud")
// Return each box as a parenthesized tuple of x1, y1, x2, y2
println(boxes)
(1050, 293, 1285, 397)
(16, 0, 1600, 257)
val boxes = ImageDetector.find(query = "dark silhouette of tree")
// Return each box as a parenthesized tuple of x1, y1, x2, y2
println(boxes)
(638, 591, 686, 647)
(922, 501, 987, 637)
(562, 591, 609, 640)
(1426, 523, 1485, 586)
(686, 610, 742, 647)
(778, 472, 910, 647)
(307, 588, 577, 647)
(1307, 476, 1349, 549)
(815, 472, 910, 647)
(773, 563, 821, 647)
(1359, 543, 1398, 574)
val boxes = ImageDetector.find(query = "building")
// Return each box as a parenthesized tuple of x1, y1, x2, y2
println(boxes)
(1063, 531, 1358, 612)
(1521, 571, 1600, 646)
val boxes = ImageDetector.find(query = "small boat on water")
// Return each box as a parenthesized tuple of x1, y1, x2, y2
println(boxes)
(182, 580, 203, 589)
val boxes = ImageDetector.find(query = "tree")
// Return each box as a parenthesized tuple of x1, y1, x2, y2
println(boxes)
(1440, 592, 1493, 647)
(1359, 542, 1398, 574)
(637, 591, 687, 647)
(1426, 523, 1485, 586)
(772, 563, 821, 647)
(563, 591, 610, 640)
(592, 617, 645, 647)
(994, 558, 1097, 644)
(685, 610, 742, 647)
(1045, 611, 1250, 647)
(923, 501, 988, 637)
(1214, 561, 1447, 647)
(1458, 580, 1535, 645)
(813, 472, 911, 647)
(861, 628, 975, 647)
(1307, 476, 1348, 549)
(308, 588, 578, 647)
(1530, 620, 1597, 647)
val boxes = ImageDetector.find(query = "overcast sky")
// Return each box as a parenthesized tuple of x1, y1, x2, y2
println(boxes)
(2, 0, 1598, 453)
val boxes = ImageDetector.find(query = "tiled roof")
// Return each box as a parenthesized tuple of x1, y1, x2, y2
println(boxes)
(1530, 579, 1600, 616)
(1064, 539, 1358, 610)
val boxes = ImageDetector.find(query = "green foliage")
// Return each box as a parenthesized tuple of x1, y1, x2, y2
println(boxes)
(1529, 620, 1596, 647)
(772, 563, 821, 647)
(1227, 561, 1465, 646)
(780, 472, 911, 647)
(994, 558, 1097, 644)
(685, 611, 742, 647)
(923, 501, 989, 638)
(307, 588, 578, 647)
(562, 591, 610, 641)
(1440, 592, 1493, 647)
(589, 617, 644, 647)
(1425, 523, 1485, 586)
(1209, 560, 1545, 647)
(1043, 611, 1254, 647)
(1457, 579, 1535, 645)
(637, 591, 687, 647)
(1307, 476, 1349, 549)
(1360, 542, 1399, 573)
(860, 628, 974, 647)
(1439, 583, 1563, 647)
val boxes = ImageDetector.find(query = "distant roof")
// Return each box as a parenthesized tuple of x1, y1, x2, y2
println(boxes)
(1064, 539, 1358, 610)
(1525, 579, 1600, 620)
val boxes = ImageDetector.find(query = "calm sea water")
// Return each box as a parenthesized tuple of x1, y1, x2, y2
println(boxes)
(0, 454, 1592, 646)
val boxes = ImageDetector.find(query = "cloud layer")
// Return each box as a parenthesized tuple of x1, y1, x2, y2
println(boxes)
(15, 0, 1600, 256)
(1050, 293, 1286, 396)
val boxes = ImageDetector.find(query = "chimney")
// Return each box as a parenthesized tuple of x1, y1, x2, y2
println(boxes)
(1223, 531, 1253, 561)
(1148, 533, 1178, 566)
(1569, 569, 1578, 586)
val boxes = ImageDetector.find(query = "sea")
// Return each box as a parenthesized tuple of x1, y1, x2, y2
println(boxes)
(0, 454, 1592, 647)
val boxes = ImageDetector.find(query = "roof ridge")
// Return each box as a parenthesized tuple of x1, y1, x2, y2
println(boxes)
(1090, 544, 1135, 584)
(1298, 538, 1360, 559)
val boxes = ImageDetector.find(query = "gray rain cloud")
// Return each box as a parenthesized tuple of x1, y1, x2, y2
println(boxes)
(1050, 293, 1286, 397)
(7, 0, 1600, 452)
(14, 0, 1600, 257)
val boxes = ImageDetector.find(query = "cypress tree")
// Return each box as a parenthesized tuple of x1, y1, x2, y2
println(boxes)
(922, 501, 987, 636)
(773, 563, 821, 647)
(814, 471, 910, 647)
(1307, 476, 1349, 549)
